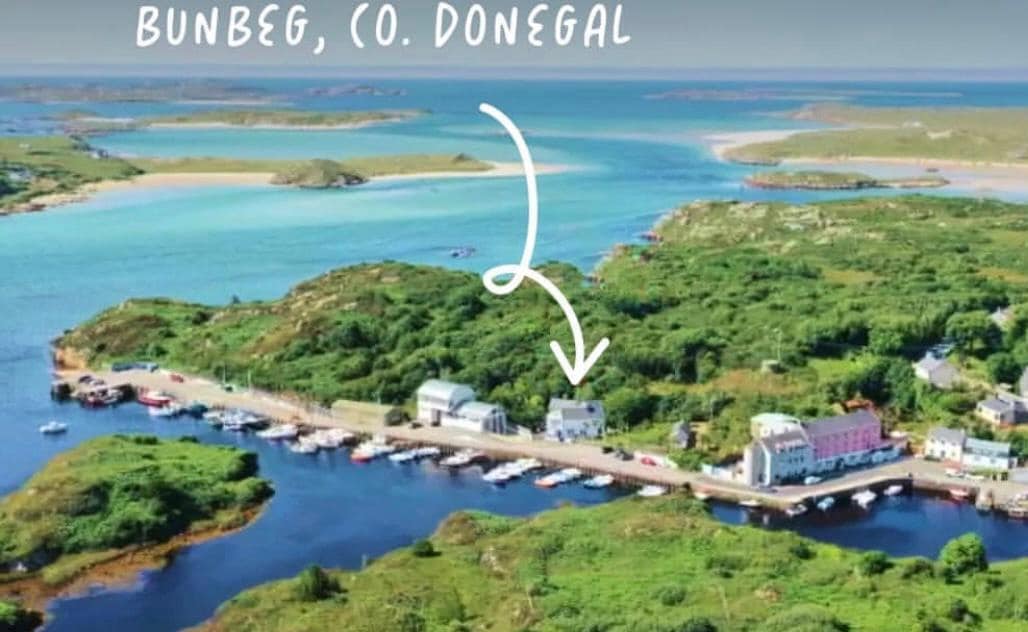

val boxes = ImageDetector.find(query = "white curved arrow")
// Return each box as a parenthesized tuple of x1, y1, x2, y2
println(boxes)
(478, 102, 610, 386)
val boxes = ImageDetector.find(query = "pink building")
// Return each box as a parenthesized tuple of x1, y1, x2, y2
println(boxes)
(801, 409, 883, 461)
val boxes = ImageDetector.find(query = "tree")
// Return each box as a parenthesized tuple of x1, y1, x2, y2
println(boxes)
(945, 312, 1000, 356)
(759, 605, 849, 632)
(295, 565, 341, 601)
(856, 550, 892, 576)
(986, 352, 1022, 385)
(939, 533, 988, 576)
(411, 538, 437, 558)
(604, 387, 657, 429)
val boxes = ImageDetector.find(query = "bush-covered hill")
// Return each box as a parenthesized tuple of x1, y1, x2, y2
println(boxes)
(198, 497, 1028, 632)
(57, 195, 1028, 460)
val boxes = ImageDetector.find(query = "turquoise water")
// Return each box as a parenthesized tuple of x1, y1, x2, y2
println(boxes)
(3, 79, 1028, 630)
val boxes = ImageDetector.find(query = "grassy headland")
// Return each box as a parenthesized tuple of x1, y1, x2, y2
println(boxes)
(724, 104, 1028, 166)
(745, 170, 948, 190)
(199, 498, 1028, 632)
(0, 435, 272, 607)
(141, 108, 423, 128)
(56, 195, 1028, 462)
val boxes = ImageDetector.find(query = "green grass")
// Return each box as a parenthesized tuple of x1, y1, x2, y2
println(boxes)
(142, 109, 422, 127)
(0, 435, 272, 582)
(58, 195, 1028, 462)
(0, 136, 141, 209)
(746, 170, 948, 190)
(725, 104, 1028, 165)
(199, 498, 1028, 632)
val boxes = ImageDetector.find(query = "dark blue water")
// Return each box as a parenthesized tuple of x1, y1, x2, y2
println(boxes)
(1, 78, 1028, 630)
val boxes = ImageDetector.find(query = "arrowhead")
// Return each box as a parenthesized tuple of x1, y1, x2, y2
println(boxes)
(549, 338, 611, 386)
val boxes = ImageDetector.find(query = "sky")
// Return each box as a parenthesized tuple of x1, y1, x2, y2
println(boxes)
(2, 0, 1028, 77)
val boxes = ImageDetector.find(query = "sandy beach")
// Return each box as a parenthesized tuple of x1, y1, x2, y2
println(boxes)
(708, 128, 1028, 196)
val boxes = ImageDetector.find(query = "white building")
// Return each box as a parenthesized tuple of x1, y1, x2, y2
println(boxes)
(914, 356, 960, 389)
(416, 380, 507, 434)
(742, 430, 814, 487)
(924, 427, 966, 462)
(545, 398, 605, 441)
(750, 412, 802, 439)
(963, 437, 1016, 471)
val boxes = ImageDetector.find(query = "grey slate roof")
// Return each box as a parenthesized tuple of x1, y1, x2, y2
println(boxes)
(802, 409, 880, 438)
(927, 426, 966, 445)
(978, 398, 1014, 414)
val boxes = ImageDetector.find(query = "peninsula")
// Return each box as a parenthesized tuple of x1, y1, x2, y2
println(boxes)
(745, 170, 948, 190)
(56, 194, 1028, 464)
(199, 498, 1028, 631)
(0, 435, 273, 614)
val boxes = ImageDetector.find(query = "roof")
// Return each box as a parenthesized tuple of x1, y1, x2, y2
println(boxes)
(548, 398, 604, 421)
(927, 426, 966, 445)
(802, 409, 881, 438)
(751, 412, 800, 426)
(417, 379, 475, 404)
(455, 400, 504, 421)
(978, 398, 1014, 414)
(916, 356, 956, 374)
(965, 437, 1011, 458)
(759, 430, 811, 454)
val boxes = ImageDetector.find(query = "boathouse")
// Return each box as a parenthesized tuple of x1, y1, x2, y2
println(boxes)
(415, 380, 508, 434)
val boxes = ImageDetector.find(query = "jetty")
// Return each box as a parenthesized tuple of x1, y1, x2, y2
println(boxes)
(57, 368, 1028, 512)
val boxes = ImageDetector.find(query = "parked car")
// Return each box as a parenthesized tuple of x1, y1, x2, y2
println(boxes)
(170, 373, 185, 383)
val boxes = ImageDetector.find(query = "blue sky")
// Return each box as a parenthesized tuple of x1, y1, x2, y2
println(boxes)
(2, 0, 1028, 75)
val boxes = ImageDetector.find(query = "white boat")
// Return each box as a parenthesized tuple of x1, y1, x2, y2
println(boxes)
(482, 464, 518, 483)
(637, 485, 668, 497)
(413, 446, 441, 458)
(389, 450, 419, 463)
(883, 484, 904, 497)
(289, 438, 319, 455)
(817, 496, 836, 511)
(559, 468, 583, 481)
(852, 490, 877, 508)
(39, 421, 67, 435)
(949, 488, 971, 501)
(441, 449, 480, 468)
(583, 474, 615, 489)
(311, 428, 354, 449)
(257, 424, 299, 441)
(739, 498, 762, 508)
(785, 504, 808, 517)
(351, 439, 393, 462)
(515, 457, 543, 472)
(803, 475, 822, 486)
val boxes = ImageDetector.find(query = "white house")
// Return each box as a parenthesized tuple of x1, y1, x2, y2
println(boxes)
(963, 437, 1016, 472)
(924, 427, 966, 462)
(545, 398, 605, 441)
(914, 356, 960, 389)
(416, 380, 507, 434)
(742, 430, 814, 487)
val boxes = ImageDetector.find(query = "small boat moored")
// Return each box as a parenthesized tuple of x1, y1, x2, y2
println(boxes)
(949, 488, 971, 501)
(637, 485, 668, 498)
(739, 498, 762, 509)
(817, 496, 836, 511)
(883, 484, 904, 497)
(785, 503, 808, 518)
(39, 421, 68, 435)
(852, 489, 877, 508)
(583, 474, 615, 489)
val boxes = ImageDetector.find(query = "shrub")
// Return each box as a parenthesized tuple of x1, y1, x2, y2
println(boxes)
(899, 557, 935, 579)
(294, 565, 341, 602)
(655, 585, 686, 606)
(759, 605, 848, 632)
(856, 551, 892, 576)
(789, 541, 815, 560)
(412, 538, 437, 558)
(939, 533, 988, 576)
(678, 618, 717, 632)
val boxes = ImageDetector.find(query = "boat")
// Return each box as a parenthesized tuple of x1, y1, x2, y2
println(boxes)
(289, 438, 319, 455)
(441, 449, 480, 468)
(311, 428, 355, 449)
(482, 464, 518, 483)
(39, 421, 67, 435)
(817, 496, 836, 511)
(534, 471, 571, 488)
(852, 490, 877, 508)
(583, 474, 615, 489)
(637, 485, 668, 497)
(448, 246, 476, 259)
(413, 446, 442, 458)
(785, 504, 808, 518)
(182, 402, 209, 418)
(257, 424, 299, 441)
(559, 468, 583, 481)
(1007, 505, 1028, 519)
(137, 389, 174, 408)
(148, 404, 182, 418)
(803, 475, 822, 486)
(692, 490, 711, 501)
(389, 450, 419, 463)
(883, 484, 904, 497)
(949, 488, 971, 501)
(514, 457, 542, 471)
(738, 498, 762, 509)
(351, 439, 393, 462)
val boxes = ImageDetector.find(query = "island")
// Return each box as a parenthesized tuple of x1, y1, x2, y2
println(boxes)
(0, 435, 273, 615)
(720, 104, 1028, 167)
(0, 136, 496, 215)
(745, 170, 948, 190)
(55, 194, 1028, 463)
(0, 80, 276, 104)
(140, 108, 424, 130)
(197, 498, 1028, 631)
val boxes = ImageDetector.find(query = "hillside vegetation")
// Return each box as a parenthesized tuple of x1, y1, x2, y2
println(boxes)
(745, 170, 948, 190)
(724, 104, 1028, 165)
(142, 109, 422, 128)
(57, 196, 1028, 460)
(0, 435, 272, 587)
(199, 498, 1028, 632)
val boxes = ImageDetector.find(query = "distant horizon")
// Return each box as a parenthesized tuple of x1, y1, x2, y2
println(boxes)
(4, 64, 1028, 82)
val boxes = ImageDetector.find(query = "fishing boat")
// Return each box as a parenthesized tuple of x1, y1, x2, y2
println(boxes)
(39, 421, 67, 435)
(257, 424, 299, 441)
(440, 449, 481, 468)
(515, 457, 543, 471)
(949, 488, 971, 501)
(389, 449, 419, 464)
(852, 490, 877, 508)
(1007, 505, 1028, 519)
(883, 484, 904, 497)
(482, 464, 518, 483)
(289, 438, 319, 455)
(148, 404, 182, 418)
(137, 389, 174, 408)
(414, 446, 442, 458)
(803, 475, 822, 486)
(817, 496, 836, 511)
(534, 470, 573, 488)
(739, 498, 762, 508)
(583, 474, 615, 489)
(637, 485, 668, 498)
(559, 468, 583, 481)
(785, 504, 808, 518)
